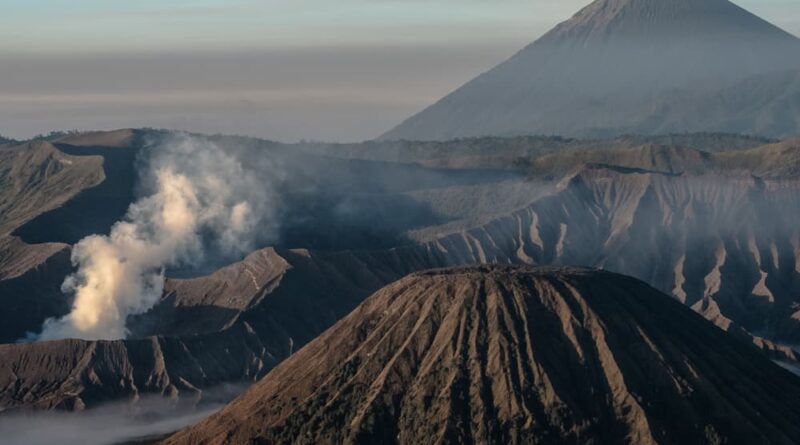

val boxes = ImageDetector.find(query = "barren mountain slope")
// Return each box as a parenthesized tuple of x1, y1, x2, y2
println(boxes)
(417, 166, 800, 343)
(0, 136, 139, 343)
(3, 163, 800, 411)
(0, 245, 440, 411)
(2, 131, 800, 413)
(0, 141, 105, 238)
(383, 0, 800, 140)
(0, 129, 518, 342)
(164, 266, 800, 445)
(0, 140, 128, 343)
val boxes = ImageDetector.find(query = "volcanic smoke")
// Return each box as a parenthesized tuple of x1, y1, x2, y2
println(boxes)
(38, 134, 271, 340)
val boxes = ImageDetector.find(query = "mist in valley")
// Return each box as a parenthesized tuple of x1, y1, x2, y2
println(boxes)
(0, 384, 245, 445)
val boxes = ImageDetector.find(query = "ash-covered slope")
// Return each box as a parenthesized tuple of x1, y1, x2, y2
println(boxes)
(4, 154, 800, 413)
(164, 267, 800, 445)
(0, 248, 295, 412)
(0, 140, 107, 238)
(5, 163, 798, 413)
(0, 246, 433, 412)
(0, 137, 135, 343)
(3, 130, 800, 415)
(383, 0, 800, 140)
(421, 166, 800, 344)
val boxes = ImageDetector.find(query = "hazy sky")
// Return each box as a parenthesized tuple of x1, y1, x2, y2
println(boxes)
(1, 0, 799, 141)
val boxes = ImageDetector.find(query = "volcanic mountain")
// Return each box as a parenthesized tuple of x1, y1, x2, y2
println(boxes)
(2, 132, 800, 415)
(164, 266, 800, 445)
(383, 0, 800, 140)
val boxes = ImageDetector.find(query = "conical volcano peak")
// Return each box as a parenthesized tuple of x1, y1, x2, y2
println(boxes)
(541, 0, 798, 44)
(163, 266, 800, 445)
(382, 0, 800, 141)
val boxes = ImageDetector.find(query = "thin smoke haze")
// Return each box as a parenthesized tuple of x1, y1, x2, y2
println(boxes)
(37, 134, 279, 341)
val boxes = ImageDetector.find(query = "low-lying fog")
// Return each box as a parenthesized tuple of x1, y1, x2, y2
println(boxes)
(0, 384, 245, 445)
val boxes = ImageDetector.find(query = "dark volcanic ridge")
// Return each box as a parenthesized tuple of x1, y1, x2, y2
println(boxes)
(163, 266, 800, 445)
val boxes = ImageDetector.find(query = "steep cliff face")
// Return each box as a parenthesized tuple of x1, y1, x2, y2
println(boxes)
(164, 267, 800, 445)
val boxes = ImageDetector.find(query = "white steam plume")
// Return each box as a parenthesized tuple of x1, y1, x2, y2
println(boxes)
(38, 133, 275, 341)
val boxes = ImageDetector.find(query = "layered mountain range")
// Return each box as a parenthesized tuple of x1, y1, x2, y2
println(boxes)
(383, 0, 800, 140)
(1, 130, 799, 415)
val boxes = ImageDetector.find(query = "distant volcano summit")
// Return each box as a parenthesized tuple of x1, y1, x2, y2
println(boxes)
(383, 0, 800, 140)
(542, 0, 796, 43)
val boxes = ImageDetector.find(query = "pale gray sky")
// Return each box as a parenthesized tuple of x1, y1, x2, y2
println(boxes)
(1, 0, 799, 141)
